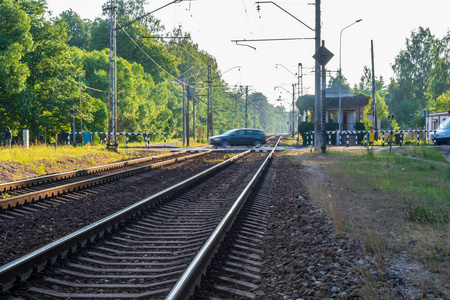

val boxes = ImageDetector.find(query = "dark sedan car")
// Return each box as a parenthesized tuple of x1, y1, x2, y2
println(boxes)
(209, 128, 267, 147)
(434, 118, 450, 145)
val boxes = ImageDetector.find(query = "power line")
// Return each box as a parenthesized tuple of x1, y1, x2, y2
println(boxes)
(118, 22, 184, 85)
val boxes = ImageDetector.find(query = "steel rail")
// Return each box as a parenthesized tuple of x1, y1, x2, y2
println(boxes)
(0, 150, 188, 193)
(165, 137, 281, 299)
(0, 151, 210, 210)
(0, 150, 250, 290)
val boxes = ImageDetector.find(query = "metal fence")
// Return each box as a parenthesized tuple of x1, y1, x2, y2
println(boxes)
(306, 130, 438, 147)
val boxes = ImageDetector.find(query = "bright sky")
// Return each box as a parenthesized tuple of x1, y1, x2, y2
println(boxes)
(46, 0, 450, 109)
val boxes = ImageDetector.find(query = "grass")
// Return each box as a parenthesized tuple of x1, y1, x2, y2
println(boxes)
(278, 135, 301, 147)
(0, 144, 132, 165)
(0, 144, 148, 182)
(393, 145, 448, 163)
(203, 153, 236, 163)
(298, 147, 449, 297)
(340, 149, 449, 224)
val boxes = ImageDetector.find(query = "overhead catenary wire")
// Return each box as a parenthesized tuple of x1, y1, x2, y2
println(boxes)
(117, 24, 245, 107)
(117, 22, 185, 85)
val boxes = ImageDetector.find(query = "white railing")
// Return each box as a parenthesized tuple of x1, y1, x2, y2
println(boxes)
(305, 130, 438, 147)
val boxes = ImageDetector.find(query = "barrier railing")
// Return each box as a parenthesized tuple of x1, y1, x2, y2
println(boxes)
(305, 130, 438, 147)
(68, 132, 168, 148)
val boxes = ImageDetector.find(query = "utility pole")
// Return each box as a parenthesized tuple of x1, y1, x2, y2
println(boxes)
(371, 40, 377, 134)
(182, 78, 186, 144)
(207, 65, 213, 138)
(321, 40, 327, 153)
(235, 92, 238, 128)
(314, 0, 321, 151)
(210, 71, 214, 136)
(79, 74, 82, 134)
(105, 0, 117, 150)
(104, 0, 185, 151)
(292, 84, 295, 137)
(245, 86, 249, 128)
(193, 90, 196, 140)
(297, 63, 303, 121)
(186, 84, 190, 147)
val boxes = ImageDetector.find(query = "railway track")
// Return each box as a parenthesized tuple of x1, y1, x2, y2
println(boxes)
(1, 138, 281, 299)
(0, 150, 211, 214)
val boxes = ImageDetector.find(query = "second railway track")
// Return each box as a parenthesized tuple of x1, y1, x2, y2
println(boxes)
(0, 150, 211, 212)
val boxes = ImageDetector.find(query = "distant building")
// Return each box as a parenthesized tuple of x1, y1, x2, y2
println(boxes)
(323, 88, 371, 131)
(425, 110, 450, 140)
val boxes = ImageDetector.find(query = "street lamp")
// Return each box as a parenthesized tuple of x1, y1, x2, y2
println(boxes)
(221, 66, 241, 76)
(338, 19, 362, 144)
(276, 63, 302, 98)
(276, 63, 304, 121)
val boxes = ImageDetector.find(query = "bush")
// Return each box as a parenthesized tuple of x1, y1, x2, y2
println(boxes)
(355, 122, 366, 144)
(298, 122, 314, 145)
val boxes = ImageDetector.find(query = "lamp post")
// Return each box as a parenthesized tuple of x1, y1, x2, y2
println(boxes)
(276, 63, 303, 99)
(221, 65, 241, 75)
(276, 63, 303, 128)
(338, 19, 362, 144)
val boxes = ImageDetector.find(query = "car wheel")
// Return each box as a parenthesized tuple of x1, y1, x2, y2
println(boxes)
(222, 140, 230, 148)
(253, 140, 262, 148)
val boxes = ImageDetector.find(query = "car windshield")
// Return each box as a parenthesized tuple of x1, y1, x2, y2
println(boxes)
(222, 129, 238, 136)
(438, 118, 450, 130)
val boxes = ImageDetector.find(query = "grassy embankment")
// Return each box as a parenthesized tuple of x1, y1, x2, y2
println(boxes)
(296, 146, 449, 297)
(0, 144, 151, 184)
(0, 137, 209, 184)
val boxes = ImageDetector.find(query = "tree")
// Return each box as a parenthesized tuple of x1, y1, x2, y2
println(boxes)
(58, 9, 90, 49)
(115, 0, 165, 34)
(88, 16, 180, 83)
(426, 30, 450, 109)
(389, 27, 436, 128)
(358, 66, 372, 91)
(12, 0, 81, 137)
(429, 91, 450, 111)
(328, 73, 350, 90)
(357, 65, 385, 93)
(0, 0, 34, 128)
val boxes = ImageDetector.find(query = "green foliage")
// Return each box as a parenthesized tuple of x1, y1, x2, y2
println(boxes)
(58, 9, 90, 49)
(0, 0, 34, 122)
(32, 163, 46, 175)
(328, 73, 350, 90)
(408, 205, 448, 224)
(298, 122, 314, 145)
(354, 122, 366, 131)
(429, 91, 450, 111)
(389, 27, 450, 128)
(426, 31, 450, 106)
(298, 122, 314, 133)
(0, 0, 286, 142)
(296, 95, 315, 117)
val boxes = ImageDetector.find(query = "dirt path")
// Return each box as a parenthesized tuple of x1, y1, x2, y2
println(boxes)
(437, 145, 450, 163)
